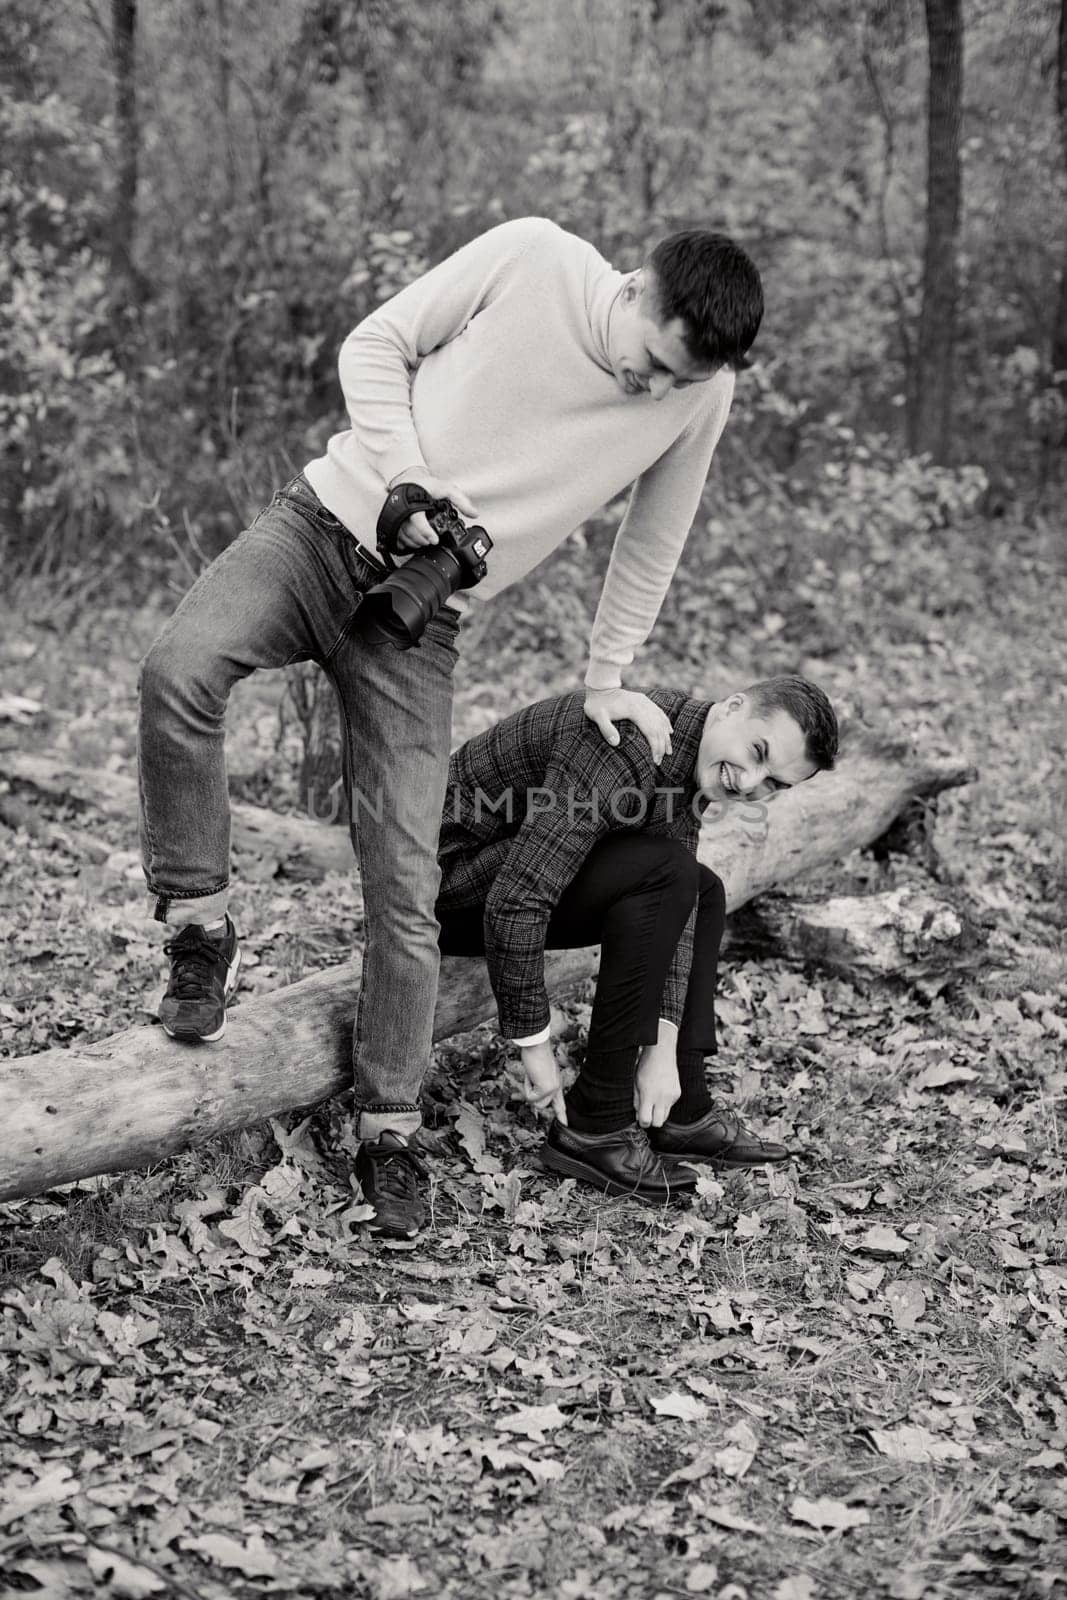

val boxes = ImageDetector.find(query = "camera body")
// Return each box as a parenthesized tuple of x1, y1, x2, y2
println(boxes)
(422, 500, 492, 588)
(354, 483, 493, 651)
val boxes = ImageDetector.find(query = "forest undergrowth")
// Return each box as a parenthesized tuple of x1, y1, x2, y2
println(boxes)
(0, 497, 1064, 1600)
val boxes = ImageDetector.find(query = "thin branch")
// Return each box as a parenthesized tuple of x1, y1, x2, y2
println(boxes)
(80, 0, 111, 46)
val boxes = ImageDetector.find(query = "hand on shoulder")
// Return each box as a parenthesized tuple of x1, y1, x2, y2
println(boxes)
(583, 687, 673, 766)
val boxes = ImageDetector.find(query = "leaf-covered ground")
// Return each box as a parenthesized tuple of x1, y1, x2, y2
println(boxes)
(1, 504, 1065, 1599)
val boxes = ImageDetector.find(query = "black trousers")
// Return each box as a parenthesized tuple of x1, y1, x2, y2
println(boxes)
(437, 835, 726, 1122)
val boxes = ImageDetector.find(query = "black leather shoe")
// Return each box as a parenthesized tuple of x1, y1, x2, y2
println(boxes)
(540, 1121, 697, 1202)
(650, 1103, 790, 1168)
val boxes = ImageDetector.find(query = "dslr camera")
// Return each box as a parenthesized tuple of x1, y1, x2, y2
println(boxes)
(355, 481, 492, 650)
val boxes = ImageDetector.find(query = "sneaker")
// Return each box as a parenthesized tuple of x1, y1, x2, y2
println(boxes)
(354, 1131, 429, 1239)
(540, 1120, 697, 1203)
(159, 917, 241, 1042)
(649, 1102, 790, 1169)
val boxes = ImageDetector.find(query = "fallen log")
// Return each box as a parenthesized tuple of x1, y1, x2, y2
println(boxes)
(727, 884, 986, 983)
(0, 728, 976, 1201)
(5, 750, 353, 880)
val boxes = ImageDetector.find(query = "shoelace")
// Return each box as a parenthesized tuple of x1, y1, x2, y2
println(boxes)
(371, 1144, 429, 1201)
(163, 930, 223, 999)
(699, 1103, 781, 1155)
(704, 1101, 741, 1141)
(620, 1125, 667, 1176)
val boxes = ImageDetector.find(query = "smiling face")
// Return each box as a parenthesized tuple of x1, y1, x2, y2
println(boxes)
(695, 693, 819, 804)
(608, 271, 721, 401)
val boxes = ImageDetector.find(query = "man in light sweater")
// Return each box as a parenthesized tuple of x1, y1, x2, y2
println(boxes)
(138, 216, 763, 1238)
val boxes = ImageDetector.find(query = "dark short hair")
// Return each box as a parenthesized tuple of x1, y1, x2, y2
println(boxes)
(647, 231, 763, 372)
(743, 674, 839, 771)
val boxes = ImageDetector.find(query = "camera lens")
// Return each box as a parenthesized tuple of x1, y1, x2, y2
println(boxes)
(356, 549, 460, 649)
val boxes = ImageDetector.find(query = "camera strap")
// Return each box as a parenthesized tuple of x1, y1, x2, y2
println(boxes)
(375, 482, 442, 568)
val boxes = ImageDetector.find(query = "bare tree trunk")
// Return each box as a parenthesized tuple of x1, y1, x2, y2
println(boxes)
(1051, 0, 1067, 432)
(110, 0, 139, 316)
(907, 0, 963, 462)
(861, 43, 912, 383)
(214, 0, 237, 210)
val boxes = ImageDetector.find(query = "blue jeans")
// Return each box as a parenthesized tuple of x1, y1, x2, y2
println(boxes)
(138, 473, 460, 1139)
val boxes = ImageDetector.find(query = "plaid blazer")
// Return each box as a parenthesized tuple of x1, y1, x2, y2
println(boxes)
(438, 688, 711, 1039)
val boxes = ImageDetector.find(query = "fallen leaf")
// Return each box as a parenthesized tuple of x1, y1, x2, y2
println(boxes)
(660, 1452, 718, 1489)
(846, 1264, 885, 1302)
(976, 1131, 1029, 1160)
(774, 1577, 816, 1600)
(545, 1324, 588, 1346)
(0, 692, 43, 723)
(714, 1419, 759, 1479)
(699, 1504, 765, 1534)
(493, 1403, 568, 1443)
(884, 1280, 927, 1331)
(400, 1301, 446, 1323)
(856, 1225, 910, 1259)
(790, 1495, 870, 1533)
(183, 1534, 279, 1577)
(86, 1546, 168, 1596)
(868, 1425, 970, 1463)
(913, 1061, 977, 1090)
(651, 1391, 710, 1423)
(520, 1454, 566, 1482)
(216, 1192, 271, 1257)
(480, 1169, 524, 1217)
(455, 1101, 501, 1174)
(245, 1453, 302, 1505)
(472, 1438, 565, 1480)
(454, 1318, 498, 1355)
(291, 1266, 334, 1288)
(360, 1552, 427, 1598)
(886, 1570, 927, 1599)
(0, 1464, 80, 1528)
(4, 1556, 92, 1594)
(686, 1375, 725, 1402)
(686, 1561, 720, 1593)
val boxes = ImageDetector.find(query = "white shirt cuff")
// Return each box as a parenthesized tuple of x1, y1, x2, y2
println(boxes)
(513, 1025, 551, 1048)
(514, 1019, 675, 1049)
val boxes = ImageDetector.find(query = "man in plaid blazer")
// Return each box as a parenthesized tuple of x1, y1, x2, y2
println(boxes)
(436, 675, 839, 1199)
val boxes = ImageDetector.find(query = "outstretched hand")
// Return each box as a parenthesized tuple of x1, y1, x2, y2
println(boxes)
(583, 688, 673, 766)
(518, 1040, 568, 1124)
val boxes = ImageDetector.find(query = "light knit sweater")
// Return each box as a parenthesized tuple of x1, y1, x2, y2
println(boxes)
(304, 217, 735, 691)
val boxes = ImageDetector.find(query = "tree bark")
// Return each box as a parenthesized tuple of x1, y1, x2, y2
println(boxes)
(907, 0, 963, 462)
(0, 729, 976, 1201)
(727, 884, 985, 983)
(110, 0, 139, 314)
(1051, 0, 1067, 410)
(214, 0, 237, 211)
